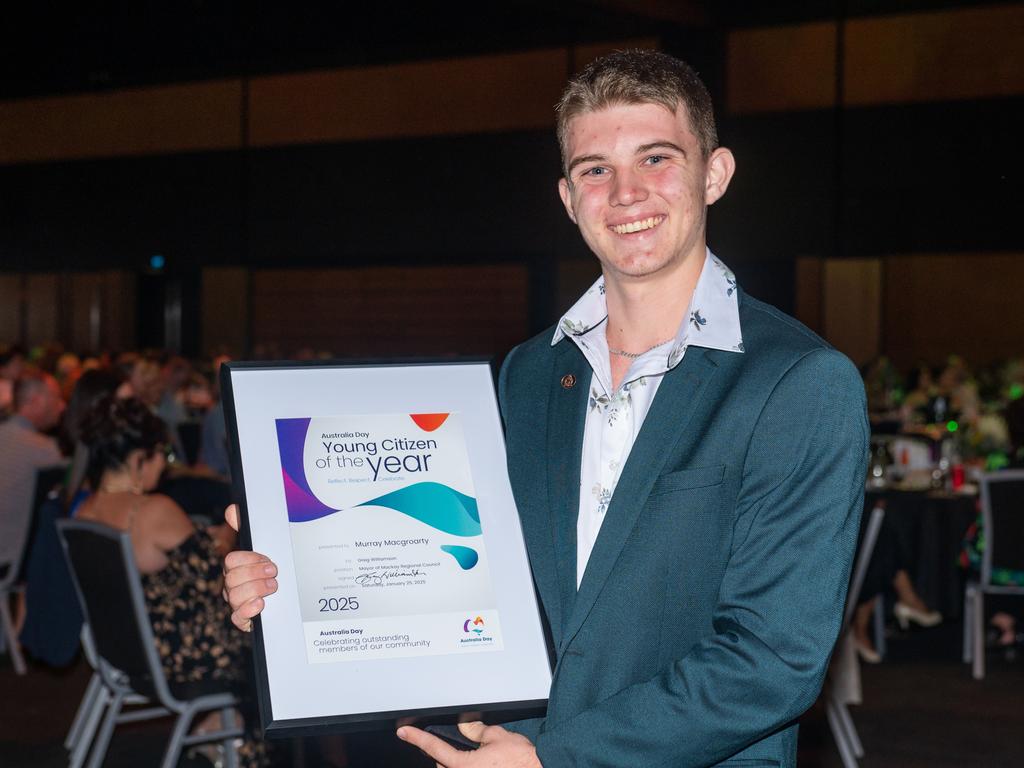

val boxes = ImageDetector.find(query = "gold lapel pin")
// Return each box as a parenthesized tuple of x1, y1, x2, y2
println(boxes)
(561, 374, 577, 389)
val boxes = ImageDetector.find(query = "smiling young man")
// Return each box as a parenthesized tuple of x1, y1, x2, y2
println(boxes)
(224, 50, 868, 767)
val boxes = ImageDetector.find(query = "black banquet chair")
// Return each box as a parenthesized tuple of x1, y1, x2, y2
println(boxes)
(963, 469, 1024, 679)
(57, 518, 244, 768)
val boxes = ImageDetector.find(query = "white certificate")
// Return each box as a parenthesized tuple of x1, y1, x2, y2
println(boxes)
(223, 361, 551, 736)
(279, 412, 503, 662)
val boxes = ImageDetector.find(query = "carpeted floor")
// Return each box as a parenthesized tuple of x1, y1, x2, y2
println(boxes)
(2, 619, 1021, 767)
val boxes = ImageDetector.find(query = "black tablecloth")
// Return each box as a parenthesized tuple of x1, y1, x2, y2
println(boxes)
(863, 488, 978, 620)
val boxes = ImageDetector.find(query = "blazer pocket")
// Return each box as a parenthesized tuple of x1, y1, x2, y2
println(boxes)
(649, 464, 726, 496)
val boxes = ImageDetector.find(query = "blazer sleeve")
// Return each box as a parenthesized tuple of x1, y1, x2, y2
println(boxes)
(533, 348, 869, 768)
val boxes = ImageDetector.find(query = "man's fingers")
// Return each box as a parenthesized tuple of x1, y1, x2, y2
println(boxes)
(223, 554, 277, 587)
(224, 572, 277, 611)
(396, 726, 466, 768)
(230, 598, 263, 632)
(225, 504, 239, 531)
(457, 721, 488, 743)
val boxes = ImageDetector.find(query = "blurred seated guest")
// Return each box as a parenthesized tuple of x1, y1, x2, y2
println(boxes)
(55, 352, 82, 401)
(901, 363, 938, 427)
(18, 368, 124, 665)
(114, 353, 156, 404)
(198, 354, 232, 480)
(960, 512, 1024, 651)
(75, 396, 265, 766)
(157, 355, 192, 427)
(862, 356, 903, 418)
(852, 517, 942, 663)
(59, 368, 124, 504)
(1007, 395, 1024, 466)
(0, 344, 27, 419)
(0, 369, 66, 631)
(937, 355, 980, 428)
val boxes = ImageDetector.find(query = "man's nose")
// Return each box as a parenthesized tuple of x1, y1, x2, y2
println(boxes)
(609, 168, 648, 206)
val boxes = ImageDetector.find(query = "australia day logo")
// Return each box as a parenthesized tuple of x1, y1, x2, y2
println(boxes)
(460, 615, 492, 644)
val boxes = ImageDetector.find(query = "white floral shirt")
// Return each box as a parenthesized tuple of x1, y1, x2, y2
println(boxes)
(551, 249, 745, 588)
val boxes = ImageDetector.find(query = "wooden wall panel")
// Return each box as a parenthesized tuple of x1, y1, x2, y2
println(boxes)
(202, 267, 249, 357)
(822, 258, 882, 368)
(99, 271, 136, 353)
(69, 272, 103, 352)
(727, 22, 837, 113)
(248, 50, 567, 147)
(883, 253, 1024, 368)
(794, 256, 823, 335)
(250, 265, 528, 357)
(727, 5, 1024, 114)
(0, 80, 243, 164)
(845, 6, 1024, 106)
(24, 273, 59, 346)
(0, 275, 21, 344)
(0, 40, 655, 165)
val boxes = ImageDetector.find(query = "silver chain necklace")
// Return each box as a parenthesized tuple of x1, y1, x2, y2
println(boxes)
(607, 337, 674, 359)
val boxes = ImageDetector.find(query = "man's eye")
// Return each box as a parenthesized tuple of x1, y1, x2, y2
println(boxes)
(645, 155, 667, 165)
(581, 167, 606, 177)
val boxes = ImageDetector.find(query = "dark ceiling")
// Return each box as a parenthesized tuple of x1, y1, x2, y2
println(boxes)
(0, 0, 993, 100)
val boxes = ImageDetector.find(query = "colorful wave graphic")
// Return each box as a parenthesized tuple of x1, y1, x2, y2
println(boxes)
(276, 419, 481, 546)
(441, 544, 479, 570)
(276, 418, 338, 523)
(357, 483, 481, 537)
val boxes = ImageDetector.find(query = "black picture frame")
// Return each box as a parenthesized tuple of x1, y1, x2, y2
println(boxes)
(220, 358, 551, 738)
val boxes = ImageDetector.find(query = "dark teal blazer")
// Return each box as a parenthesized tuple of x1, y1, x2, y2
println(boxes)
(498, 291, 869, 767)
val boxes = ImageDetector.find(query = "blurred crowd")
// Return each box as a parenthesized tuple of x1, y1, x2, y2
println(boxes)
(0, 342, 235, 477)
(862, 354, 1024, 470)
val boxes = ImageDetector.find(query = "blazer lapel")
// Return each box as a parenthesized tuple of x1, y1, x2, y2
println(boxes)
(560, 348, 719, 651)
(545, 340, 590, 642)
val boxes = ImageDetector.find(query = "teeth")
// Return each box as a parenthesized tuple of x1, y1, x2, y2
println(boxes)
(611, 216, 662, 235)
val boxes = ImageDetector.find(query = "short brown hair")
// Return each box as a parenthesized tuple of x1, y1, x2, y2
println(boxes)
(556, 49, 718, 174)
(13, 367, 48, 412)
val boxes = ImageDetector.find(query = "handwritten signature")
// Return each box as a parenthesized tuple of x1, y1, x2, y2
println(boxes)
(355, 568, 425, 586)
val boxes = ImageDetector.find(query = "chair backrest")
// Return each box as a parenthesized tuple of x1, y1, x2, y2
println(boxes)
(56, 519, 173, 704)
(842, 505, 886, 632)
(0, 464, 67, 590)
(979, 470, 1024, 584)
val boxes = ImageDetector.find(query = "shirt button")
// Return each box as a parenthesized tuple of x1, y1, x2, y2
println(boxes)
(561, 374, 577, 389)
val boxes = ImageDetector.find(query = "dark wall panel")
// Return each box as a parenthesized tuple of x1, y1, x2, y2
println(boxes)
(714, 95, 1021, 311)
(245, 131, 582, 266)
(0, 152, 245, 272)
(840, 98, 1022, 255)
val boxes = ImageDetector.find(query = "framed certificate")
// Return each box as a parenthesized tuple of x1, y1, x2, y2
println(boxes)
(221, 360, 552, 737)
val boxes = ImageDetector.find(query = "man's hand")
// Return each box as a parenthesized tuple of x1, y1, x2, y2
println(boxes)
(222, 504, 278, 632)
(397, 722, 541, 768)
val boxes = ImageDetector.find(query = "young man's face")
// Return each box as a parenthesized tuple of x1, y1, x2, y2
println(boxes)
(558, 102, 732, 287)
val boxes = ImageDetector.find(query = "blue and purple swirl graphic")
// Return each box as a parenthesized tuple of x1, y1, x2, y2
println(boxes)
(275, 417, 482, 568)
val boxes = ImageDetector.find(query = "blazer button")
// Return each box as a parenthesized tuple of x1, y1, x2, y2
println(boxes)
(561, 374, 577, 389)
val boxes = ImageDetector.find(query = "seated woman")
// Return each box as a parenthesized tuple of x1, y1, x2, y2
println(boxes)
(853, 514, 942, 663)
(75, 395, 265, 766)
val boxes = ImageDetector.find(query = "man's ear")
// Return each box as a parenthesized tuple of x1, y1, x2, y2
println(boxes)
(558, 177, 578, 224)
(704, 147, 736, 206)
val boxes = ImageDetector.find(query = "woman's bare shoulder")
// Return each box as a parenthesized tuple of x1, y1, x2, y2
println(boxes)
(137, 494, 194, 541)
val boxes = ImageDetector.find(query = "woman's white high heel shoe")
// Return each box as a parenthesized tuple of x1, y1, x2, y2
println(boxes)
(894, 601, 942, 629)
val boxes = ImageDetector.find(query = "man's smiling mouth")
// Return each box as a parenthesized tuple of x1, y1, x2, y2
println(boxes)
(609, 215, 665, 235)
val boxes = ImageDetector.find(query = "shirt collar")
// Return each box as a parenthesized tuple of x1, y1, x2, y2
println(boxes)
(552, 248, 744, 373)
(10, 414, 35, 432)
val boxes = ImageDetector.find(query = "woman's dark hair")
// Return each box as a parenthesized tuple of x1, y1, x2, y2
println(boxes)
(62, 368, 123, 447)
(80, 396, 168, 489)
